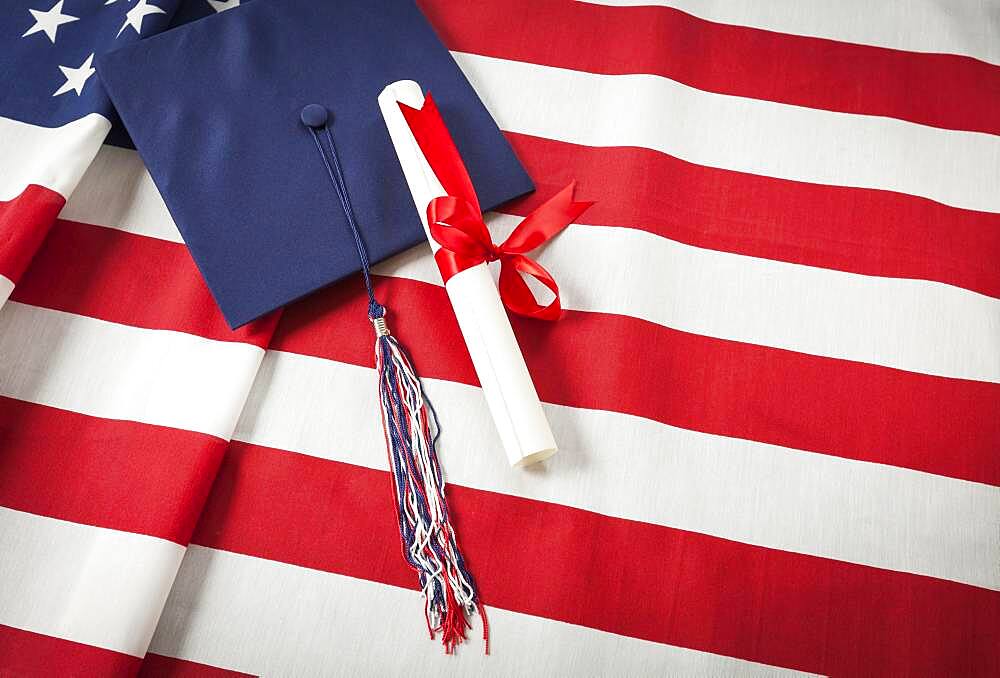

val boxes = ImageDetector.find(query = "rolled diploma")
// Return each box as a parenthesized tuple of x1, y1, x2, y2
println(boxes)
(378, 80, 556, 467)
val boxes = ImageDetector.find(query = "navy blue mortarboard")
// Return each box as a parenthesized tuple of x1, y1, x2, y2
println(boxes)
(96, 0, 533, 328)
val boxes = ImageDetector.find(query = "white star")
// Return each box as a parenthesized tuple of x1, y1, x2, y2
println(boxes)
(117, 0, 165, 37)
(22, 0, 79, 44)
(207, 0, 240, 12)
(52, 53, 95, 97)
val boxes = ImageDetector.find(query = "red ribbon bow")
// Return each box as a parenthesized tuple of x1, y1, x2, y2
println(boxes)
(400, 95, 592, 320)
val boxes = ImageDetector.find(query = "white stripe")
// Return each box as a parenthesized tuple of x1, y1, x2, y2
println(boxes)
(150, 546, 816, 677)
(379, 215, 1000, 384)
(581, 0, 1000, 66)
(59, 145, 182, 242)
(0, 507, 185, 657)
(0, 303, 262, 439)
(452, 52, 1000, 213)
(0, 274, 12, 310)
(235, 351, 1000, 591)
(0, 114, 110, 201)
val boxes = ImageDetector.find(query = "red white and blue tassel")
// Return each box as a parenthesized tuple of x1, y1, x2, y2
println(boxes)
(373, 310, 488, 653)
(301, 103, 486, 653)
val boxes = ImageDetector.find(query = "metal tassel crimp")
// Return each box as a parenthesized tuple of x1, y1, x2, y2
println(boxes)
(301, 103, 486, 653)
(372, 314, 390, 337)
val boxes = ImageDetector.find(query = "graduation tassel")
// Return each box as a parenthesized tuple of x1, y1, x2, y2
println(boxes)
(372, 313, 488, 653)
(300, 104, 487, 654)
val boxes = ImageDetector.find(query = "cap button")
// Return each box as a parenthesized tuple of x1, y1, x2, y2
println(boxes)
(300, 104, 329, 129)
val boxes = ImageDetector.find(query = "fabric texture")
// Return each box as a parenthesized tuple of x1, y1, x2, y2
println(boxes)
(0, 0, 183, 306)
(0, 0, 998, 676)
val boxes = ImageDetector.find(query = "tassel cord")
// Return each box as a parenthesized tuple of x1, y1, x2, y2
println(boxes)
(307, 126, 383, 320)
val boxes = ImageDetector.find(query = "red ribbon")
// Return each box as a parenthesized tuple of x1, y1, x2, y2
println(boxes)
(399, 95, 592, 320)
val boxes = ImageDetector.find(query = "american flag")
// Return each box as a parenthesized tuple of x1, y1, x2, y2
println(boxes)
(1, 0, 998, 676)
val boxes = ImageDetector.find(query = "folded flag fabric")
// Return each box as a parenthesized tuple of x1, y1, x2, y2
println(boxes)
(0, 0, 181, 307)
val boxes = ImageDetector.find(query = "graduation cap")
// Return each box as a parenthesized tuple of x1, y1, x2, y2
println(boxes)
(96, 0, 533, 329)
(96, 0, 540, 653)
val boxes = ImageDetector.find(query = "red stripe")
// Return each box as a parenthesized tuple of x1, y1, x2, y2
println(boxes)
(0, 624, 140, 678)
(11, 219, 278, 347)
(193, 443, 1000, 677)
(139, 654, 255, 678)
(419, 0, 1000, 135)
(0, 185, 65, 285)
(274, 275, 1000, 486)
(502, 132, 1000, 299)
(0, 397, 226, 545)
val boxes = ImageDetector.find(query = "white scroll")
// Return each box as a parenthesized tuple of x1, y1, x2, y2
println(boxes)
(378, 80, 556, 467)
